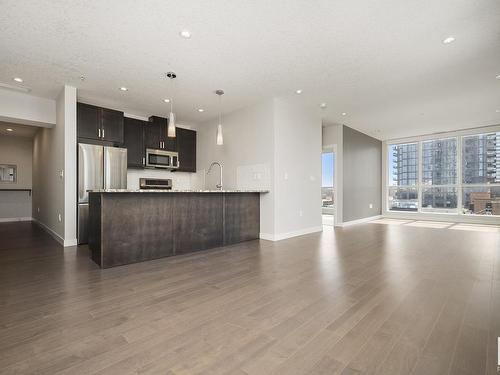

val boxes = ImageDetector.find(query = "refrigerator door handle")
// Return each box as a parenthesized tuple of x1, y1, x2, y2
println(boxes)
(98, 128, 101, 138)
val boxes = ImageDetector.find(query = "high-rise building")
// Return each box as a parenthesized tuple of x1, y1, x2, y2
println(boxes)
(462, 132, 499, 184)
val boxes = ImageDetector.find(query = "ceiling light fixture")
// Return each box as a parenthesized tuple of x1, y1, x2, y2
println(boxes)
(295, 89, 303, 94)
(320, 103, 327, 109)
(6, 128, 13, 132)
(119, 87, 128, 91)
(496, 74, 500, 80)
(13, 77, 23, 83)
(163, 98, 171, 103)
(215, 90, 224, 146)
(442, 36, 455, 44)
(496, 109, 500, 113)
(166, 72, 177, 138)
(197, 108, 204, 113)
(179, 30, 192, 39)
(342, 112, 347, 116)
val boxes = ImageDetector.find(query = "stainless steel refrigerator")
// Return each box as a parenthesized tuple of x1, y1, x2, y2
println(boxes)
(78, 143, 127, 244)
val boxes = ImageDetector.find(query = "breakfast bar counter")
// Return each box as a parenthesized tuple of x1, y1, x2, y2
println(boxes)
(88, 190, 267, 268)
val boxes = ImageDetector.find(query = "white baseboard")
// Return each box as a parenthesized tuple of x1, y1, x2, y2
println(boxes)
(0, 217, 32, 223)
(260, 225, 323, 241)
(338, 215, 382, 227)
(32, 218, 64, 246)
(64, 238, 78, 247)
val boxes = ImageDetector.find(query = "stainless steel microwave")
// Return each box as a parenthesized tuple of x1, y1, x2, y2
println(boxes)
(145, 148, 179, 169)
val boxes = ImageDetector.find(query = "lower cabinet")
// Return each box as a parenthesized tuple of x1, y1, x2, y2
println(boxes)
(173, 194, 224, 254)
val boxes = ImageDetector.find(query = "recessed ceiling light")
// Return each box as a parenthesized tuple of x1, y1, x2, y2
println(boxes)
(179, 30, 192, 39)
(442, 36, 455, 44)
(496, 74, 500, 80)
(496, 109, 500, 113)
(163, 98, 171, 103)
(6, 128, 13, 132)
(119, 87, 128, 91)
(295, 89, 302, 94)
(341, 112, 347, 116)
(13, 77, 23, 83)
(319, 103, 327, 109)
(197, 108, 205, 113)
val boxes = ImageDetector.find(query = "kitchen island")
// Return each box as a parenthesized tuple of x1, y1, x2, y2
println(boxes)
(88, 190, 268, 268)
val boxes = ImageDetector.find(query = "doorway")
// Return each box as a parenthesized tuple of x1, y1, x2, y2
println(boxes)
(322, 150, 335, 226)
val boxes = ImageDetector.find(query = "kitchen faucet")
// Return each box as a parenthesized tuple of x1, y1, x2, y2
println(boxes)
(207, 162, 223, 190)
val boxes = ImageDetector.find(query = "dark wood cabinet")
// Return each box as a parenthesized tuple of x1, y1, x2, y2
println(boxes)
(101, 108, 124, 143)
(144, 118, 162, 150)
(146, 116, 176, 151)
(77, 103, 100, 140)
(176, 127, 196, 172)
(123, 117, 145, 168)
(77, 102, 124, 144)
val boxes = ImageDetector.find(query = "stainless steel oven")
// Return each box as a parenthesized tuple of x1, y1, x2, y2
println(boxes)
(145, 148, 179, 169)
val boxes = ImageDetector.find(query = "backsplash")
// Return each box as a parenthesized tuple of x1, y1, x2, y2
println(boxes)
(127, 169, 194, 190)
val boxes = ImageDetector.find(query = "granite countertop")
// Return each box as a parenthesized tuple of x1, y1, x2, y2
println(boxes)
(88, 189, 269, 193)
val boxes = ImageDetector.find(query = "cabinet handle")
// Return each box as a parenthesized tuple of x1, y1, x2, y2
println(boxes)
(142, 157, 145, 165)
(98, 128, 101, 138)
(102, 128, 105, 138)
(159, 141, 161, 149)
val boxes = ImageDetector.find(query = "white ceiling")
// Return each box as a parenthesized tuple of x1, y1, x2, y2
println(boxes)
(0, 0, 499, 140)
(0, 122, 39, 138)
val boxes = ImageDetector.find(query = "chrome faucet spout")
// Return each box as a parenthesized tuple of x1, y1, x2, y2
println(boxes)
(207, 162, 223, 190)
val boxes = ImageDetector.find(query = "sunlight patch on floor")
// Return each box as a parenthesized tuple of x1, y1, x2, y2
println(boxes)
(404, 221, 453, 229)
(371, 218, 413, 225)
(449, 223, 500, 233)
(371, 218, 500, 233)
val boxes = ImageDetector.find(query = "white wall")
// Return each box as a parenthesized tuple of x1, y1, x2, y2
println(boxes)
(32, 86, 77, 245)
(0, 135, 33, 221)
(197, 97, 322, 240)
(63, 86, 77, 245)
(197, 100, 275, 235)
(0, 89, 56, 127)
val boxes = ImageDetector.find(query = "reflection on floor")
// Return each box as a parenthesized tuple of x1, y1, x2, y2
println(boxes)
(371, 218, 500, 232)
(322, 214, 334, 226)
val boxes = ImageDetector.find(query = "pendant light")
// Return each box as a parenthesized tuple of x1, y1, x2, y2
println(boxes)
(215, 89, 224, 145)
(166, 72, 176, 138)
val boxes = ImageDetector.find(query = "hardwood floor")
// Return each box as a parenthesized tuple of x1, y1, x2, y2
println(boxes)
(0, 220, 499, 374)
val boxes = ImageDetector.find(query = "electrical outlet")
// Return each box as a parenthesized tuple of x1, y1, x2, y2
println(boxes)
(284, 172, 288, 180)
(299, 210, 303, 217)
(37, 207, 40, 213)
(59, 169, 64, 179)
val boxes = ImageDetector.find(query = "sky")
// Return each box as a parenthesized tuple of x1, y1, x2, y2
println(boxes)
(322, 152, 334, 187)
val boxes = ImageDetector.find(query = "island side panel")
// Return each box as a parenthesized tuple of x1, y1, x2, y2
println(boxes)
(223, 193, 260, 245)
(101, 193, 174, 268)
(88, 193, 102, 267)
(173, 193, 224, 254)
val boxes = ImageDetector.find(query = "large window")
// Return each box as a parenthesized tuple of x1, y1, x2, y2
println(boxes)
(421, 138, 457, 212)
(386, 130, 500, 216)
(387, 143, 418, 211)
(461, 132, 500, 215)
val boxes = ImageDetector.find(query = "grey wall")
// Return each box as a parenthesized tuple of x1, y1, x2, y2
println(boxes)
(342, 125, 382, 222)
(0, 135, 33, 220)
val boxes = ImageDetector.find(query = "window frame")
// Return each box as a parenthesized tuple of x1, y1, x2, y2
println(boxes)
(383, 125, 500, 221)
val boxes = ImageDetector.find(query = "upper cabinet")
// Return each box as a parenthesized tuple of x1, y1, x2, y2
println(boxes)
(123, 117, 146, 168)
(146, 116, 176, 151)
(176, 127, 196, 172)
(77, 102, 124, 144)
(77, 103, 100, 139)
